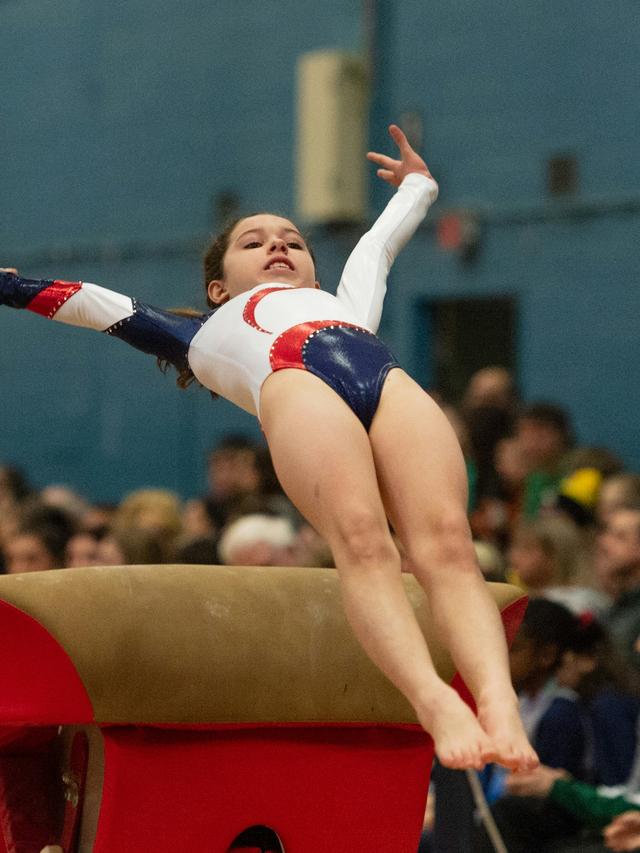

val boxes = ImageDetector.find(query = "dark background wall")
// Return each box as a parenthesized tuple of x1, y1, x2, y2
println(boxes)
(1, 0, 638, 499)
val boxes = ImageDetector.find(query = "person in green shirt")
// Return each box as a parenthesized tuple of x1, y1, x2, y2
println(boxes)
(515, 403, 574, 519)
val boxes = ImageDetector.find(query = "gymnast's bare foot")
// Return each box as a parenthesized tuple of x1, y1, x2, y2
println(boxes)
(477, 693, 539, 771)
(417, 684, 492, 770)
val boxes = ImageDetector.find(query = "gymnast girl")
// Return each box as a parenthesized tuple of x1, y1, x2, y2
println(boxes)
(0, 125, 538, 772)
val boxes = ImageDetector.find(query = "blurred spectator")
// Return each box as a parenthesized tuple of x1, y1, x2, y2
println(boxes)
(218, 513, 297, 566)
(204, 435, 262, 525)
(442, 404, 478, 512)
(555, 467, 605, 529)
(462, 366, 517, 415)
(182, 497, 218, 540)
(474, 540, 506, 582)
(80, 502, 117, 534)
(96, 526, 167, 566)
(598, 474, 640, 526)
(292, 522, 334, 568)
(473, 600, 596, 852)
(554, 615, 639, 787)
(174, 535, 220, 565)
(39, 484, 90, 524)
(605, 811, 640, 852)
(0, 465, 33, 572)
(563, 448, 625, 482)
(0, 465, 32, 507)
(553, 449, 624, 529)
(113, 488, 183, 561)
(471, 435, 528, 544)
(4, 523, 70, 574)
(507, 515, 607, 616)
(596, 508, 640, 669)
(516, 402, 575, 519)
(504, 765, 640, 850)
(2, 499, 76, 575)
(461, 367, 518, 514)
(64, 528, 106, 568)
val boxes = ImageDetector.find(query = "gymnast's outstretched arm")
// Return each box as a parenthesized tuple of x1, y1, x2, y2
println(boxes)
(0, 270, 206, 371)
(335, 125, 438, 333)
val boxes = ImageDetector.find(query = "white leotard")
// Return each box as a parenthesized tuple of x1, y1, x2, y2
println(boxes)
(1, 173, 437, 418)
(188, 173, 437, 416)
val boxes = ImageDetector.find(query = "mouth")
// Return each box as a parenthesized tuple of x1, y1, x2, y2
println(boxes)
(265, 256, 294, 272)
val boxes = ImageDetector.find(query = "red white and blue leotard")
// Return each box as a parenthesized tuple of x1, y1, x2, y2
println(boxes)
(0, 174, 437, 429)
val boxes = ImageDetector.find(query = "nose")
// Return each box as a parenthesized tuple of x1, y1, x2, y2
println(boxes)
(268, 237, 288, 253)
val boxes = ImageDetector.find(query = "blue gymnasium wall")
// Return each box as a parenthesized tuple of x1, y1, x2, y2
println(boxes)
(1, 0, 639, 500)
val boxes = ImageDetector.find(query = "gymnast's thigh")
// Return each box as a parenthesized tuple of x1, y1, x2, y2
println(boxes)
(259, 369, 389, 538)
(369, 368, 470, 542)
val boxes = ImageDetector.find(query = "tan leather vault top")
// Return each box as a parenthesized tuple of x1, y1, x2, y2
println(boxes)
(0, 564, 524, 725)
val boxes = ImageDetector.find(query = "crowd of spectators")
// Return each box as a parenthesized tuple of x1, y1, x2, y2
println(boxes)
(2, 366, 640, 852)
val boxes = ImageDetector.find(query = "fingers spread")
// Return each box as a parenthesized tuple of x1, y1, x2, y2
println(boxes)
(388, 123, 409, 150)
(376, 168, 396, 184)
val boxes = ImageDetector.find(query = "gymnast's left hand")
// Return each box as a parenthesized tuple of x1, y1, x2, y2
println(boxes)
(0, 268, 18, 275)
(367, 124, 435, 188)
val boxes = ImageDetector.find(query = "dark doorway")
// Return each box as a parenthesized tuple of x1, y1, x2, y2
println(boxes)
(426, 296, 517, 401)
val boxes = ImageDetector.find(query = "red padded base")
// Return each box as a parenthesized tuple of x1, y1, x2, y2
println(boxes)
(94, 725, 433, 853)
(0, 600, 93, 725)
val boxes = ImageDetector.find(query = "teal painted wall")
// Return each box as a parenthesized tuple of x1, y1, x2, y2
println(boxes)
(1, 0, 638, 498)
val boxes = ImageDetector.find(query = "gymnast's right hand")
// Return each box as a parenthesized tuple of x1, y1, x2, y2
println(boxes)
(367, 124, 436, 189)
(0, 268, 18, 275)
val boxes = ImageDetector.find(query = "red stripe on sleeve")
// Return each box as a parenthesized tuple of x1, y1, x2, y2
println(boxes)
(26, 280, 83, 319)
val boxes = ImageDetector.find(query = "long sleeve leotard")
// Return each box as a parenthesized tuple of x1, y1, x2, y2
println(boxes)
(0, 173, 437, 418)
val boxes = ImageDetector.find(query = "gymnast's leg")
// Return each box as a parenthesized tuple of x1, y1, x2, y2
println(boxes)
(369, 368, 538, 771)
(260, 369, 491, 770)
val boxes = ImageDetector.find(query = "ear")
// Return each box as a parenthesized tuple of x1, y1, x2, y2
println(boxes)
(207, 280, 230, 305)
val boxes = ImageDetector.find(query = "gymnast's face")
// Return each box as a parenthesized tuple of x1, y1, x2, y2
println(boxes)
(207, 214, 319, 305)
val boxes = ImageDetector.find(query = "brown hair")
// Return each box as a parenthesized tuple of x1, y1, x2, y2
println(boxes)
(160, 213, 315, 388)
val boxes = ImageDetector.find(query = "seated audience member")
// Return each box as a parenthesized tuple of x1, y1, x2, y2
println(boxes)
(64, 528, 106, 568)
(507, 515, 608, 616)
(506, 701, 640, 850)
(553, 449, 624, 530)
(96, 525, 167, 566)
(462, 366, 518, 417)
(605, 810, 640, 852)
(516, 402, 575, 520)
(293, 522, 334, 568)
(596, 507, 640, 671)
(39, 484, 90, 525)
(554, 615, 639, 787)
(0, 465, 33, 516)
(217, 514, 297, 567)
(474, 540, 506, 583)
(505, 765, 640, 846)
(473, 600, 595, 853)
(0, 466, 34, 572)
(470, 435, 528, 545)
(113, 488, 183, 561)
(174, 535, 220, 565)
(80, 502, 117, 534)
(4, 523, 70, 574)
(203, 435, 263, 527)
(597, 474, 640, 526)
(442, 404, 479, 513)
(461, 367, 518, 517)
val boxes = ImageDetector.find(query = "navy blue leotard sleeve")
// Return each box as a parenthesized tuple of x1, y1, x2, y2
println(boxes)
(0, 271, 206, 371)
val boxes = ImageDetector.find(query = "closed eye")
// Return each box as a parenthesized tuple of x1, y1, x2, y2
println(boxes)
(287, 241, 304, 250)
(244, 241, 262, 249)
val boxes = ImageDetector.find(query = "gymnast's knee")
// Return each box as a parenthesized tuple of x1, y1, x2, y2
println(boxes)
(331, 509, 399, 569)
(406, 508, 477, 574)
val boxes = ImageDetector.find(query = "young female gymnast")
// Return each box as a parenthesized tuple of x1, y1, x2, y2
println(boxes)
(0, 125, 538, 772)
